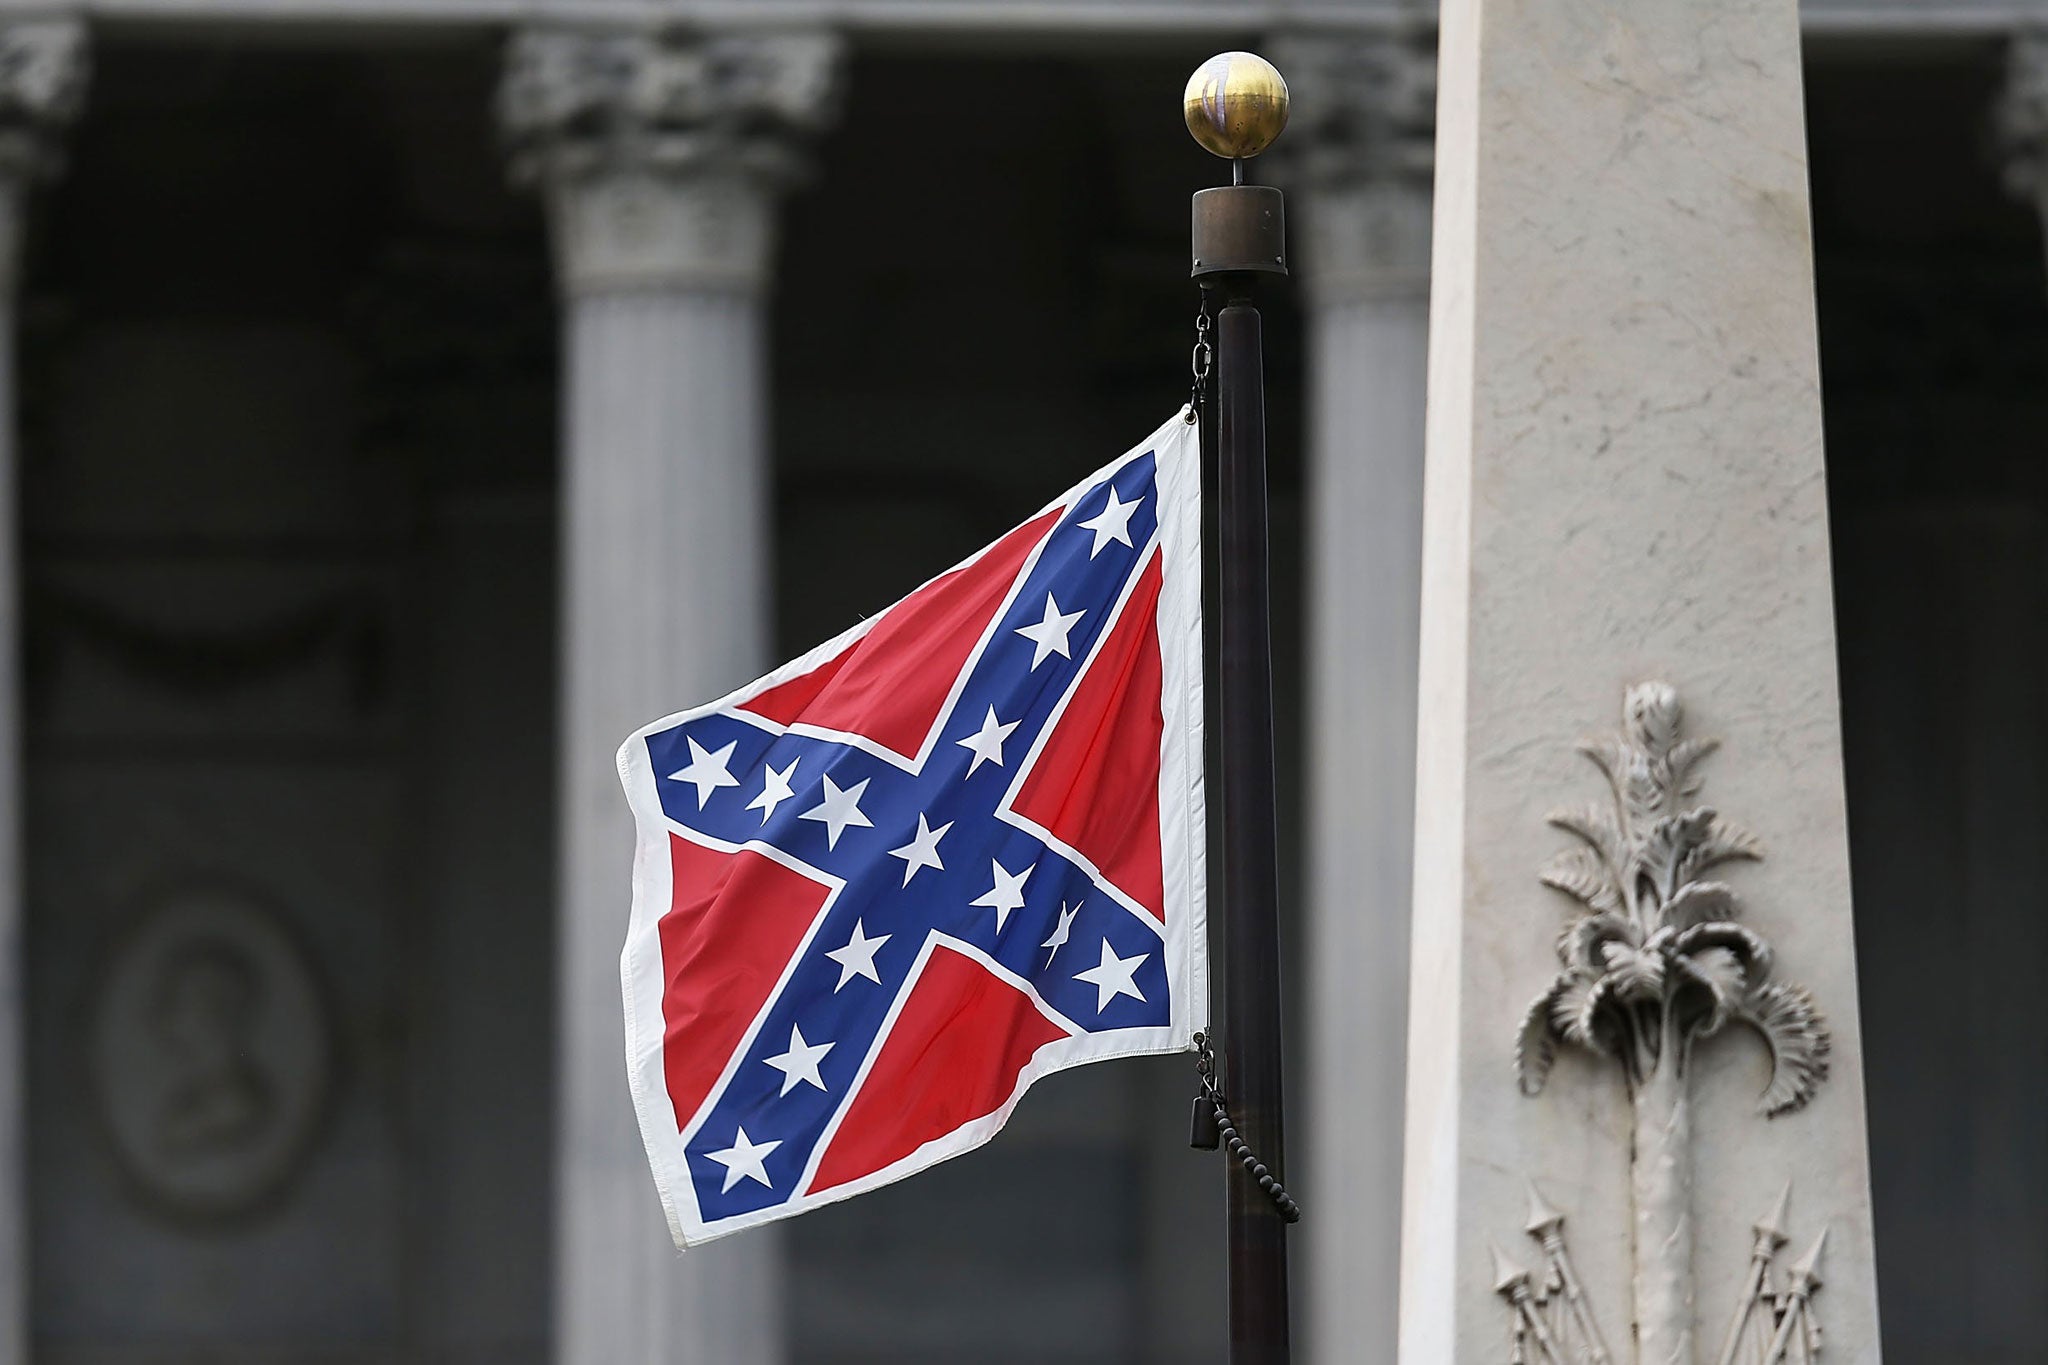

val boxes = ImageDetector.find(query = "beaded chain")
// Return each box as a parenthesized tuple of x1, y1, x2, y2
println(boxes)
(1192, 1030, 1301, 1223)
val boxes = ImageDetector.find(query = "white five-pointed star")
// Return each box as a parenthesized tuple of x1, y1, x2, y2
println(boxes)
(956, 706, 1020, 776)
(1077, 486, 1141, 557)
(763, 1023, 835, 1096)
(1041, 900, 1081, 968)
(970, 859, 1034, 932)
(800, 774, 874, 850)
(825, 919, 890, 991)
(746, 757, 799, 824)
(704, 1126, 782, 1193)
(1014, 593, 1086, 669)
(668, 737, 739, 809)
(1074, 940, 1149, 1012)
(888, 813, 952, 886)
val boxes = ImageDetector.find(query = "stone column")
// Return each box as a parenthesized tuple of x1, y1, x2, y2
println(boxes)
(1998, 28, 2048, 291)
(1401, 0, 1883, 1360)
(499, 29, 841, 1364)
(0, 22, 83, 1363)
(1270, 31, 1435, 1365)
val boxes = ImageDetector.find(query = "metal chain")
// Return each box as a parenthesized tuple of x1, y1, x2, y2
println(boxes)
(1185, 302, 1213, 424)
(1193, 1030, 1301, 1223)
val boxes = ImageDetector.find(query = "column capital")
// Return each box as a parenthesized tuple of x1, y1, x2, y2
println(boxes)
(2000, 29, 2048, 184)
(1999, 30, 2048, 273)
(1271, 31, 1436, 193)
(0, 18, 88, 299)
(1268, 31, 1436, 304)
(498, 27, 844, 295)
(0, 18, 87, 180)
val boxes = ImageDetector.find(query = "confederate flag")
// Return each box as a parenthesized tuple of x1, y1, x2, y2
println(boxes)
(617, 413, 1208, 1247)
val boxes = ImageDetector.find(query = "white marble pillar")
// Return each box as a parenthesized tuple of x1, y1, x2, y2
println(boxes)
(1401, 0, 1883, 1360)
(1998, 29, 2048, 290)
(0, 22, 83, 1363)
(1270, 32, 1435, 1365)
(499, 29, 842, 1365)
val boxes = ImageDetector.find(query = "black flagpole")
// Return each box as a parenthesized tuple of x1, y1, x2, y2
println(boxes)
(1186, 53, 1293, 1365)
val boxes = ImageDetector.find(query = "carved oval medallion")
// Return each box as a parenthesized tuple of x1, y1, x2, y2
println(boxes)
(91, 887, 330, 1221)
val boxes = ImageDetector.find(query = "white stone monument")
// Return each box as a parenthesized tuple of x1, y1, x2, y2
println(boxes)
(1400, 0, 1884, 1361)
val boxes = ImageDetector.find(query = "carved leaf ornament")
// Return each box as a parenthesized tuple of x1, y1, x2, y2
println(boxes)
(1501, 684, 1836, 1365)
(1514, 683, 1830, 1116)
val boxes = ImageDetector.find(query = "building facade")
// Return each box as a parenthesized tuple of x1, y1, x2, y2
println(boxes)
(0, 1, 2041, 1361)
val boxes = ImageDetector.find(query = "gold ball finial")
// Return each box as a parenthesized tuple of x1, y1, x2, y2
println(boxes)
(1183, 51, 1289, 160)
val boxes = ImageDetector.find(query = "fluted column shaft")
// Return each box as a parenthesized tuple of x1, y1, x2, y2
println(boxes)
(0, 23, 84, 1363)
(500, 29, 841, 1364)
(1272, 33, 1435, 1365)
(558, 287, 772, 1364)
(0, 182, 15, 1365)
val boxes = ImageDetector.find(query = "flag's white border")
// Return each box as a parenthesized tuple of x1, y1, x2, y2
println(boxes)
(616, 411, 1209, 1249)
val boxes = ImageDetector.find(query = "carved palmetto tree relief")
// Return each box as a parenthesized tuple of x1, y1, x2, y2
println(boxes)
(1513, 683, 1831, 1365)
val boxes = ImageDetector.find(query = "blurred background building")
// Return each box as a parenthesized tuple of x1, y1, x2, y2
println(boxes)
(0, 1, 2040, 1362)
